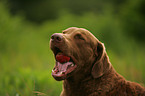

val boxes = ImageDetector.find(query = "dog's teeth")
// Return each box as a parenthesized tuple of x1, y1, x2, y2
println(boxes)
(52, 69, 55, 73)
(71, 64, 74, 66)
(52, 69, 58, 73)
(60, 72, 65, 74)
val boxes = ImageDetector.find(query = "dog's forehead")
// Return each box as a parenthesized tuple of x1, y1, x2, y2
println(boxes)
(63, 27, 93, 36)
(63, 27, 98, 44)
(62, 27, 78, 34)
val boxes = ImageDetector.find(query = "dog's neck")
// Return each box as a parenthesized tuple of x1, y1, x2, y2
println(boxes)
(61, 66, 124, 96)
(61, 53, 125, 96)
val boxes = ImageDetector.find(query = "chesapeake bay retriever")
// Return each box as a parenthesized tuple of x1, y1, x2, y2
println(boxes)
(50, 27, 145, 96)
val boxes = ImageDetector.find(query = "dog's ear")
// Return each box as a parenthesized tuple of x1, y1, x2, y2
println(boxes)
(91, 42, 111, 78)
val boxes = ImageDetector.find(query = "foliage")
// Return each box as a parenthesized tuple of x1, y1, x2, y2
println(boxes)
(0, 1, 145, 96)
(7, 0, 145, 42)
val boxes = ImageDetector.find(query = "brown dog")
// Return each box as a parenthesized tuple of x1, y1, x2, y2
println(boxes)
(50, 27, 145, 96)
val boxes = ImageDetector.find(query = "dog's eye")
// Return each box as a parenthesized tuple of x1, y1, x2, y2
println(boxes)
(74, 34, 85, 40)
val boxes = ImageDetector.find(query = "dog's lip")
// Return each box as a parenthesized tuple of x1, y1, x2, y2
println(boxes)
(51, 53, 77, 80)
(51, 46, 62, 56)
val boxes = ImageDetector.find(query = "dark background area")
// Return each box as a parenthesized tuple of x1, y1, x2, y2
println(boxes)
(7, 0, 145, 42)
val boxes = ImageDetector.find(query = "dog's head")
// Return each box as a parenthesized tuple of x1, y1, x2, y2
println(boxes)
(50, 27, 111, 81)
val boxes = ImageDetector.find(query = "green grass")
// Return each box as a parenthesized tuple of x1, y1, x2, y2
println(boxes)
(0, 2, 144, 96)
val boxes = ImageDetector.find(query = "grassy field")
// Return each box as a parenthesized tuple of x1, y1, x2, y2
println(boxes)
(0, 2, 145, 96)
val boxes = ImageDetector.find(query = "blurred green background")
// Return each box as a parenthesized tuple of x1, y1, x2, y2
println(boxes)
(0, 0, 145, 95)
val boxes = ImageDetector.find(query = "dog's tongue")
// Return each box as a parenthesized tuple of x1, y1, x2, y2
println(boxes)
(56, 53, 70, 63)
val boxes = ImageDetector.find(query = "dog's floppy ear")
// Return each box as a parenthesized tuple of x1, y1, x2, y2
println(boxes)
(91, 41, 111, 78)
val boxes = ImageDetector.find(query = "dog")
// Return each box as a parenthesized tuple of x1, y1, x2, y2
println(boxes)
(50, 27, 145, 96)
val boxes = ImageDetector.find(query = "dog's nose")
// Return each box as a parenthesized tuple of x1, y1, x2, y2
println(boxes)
(51, 33, 63, 42)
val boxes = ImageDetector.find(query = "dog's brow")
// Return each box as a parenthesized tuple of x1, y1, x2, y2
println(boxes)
(81, 32, 86, 35)
(76, 31, 87, 35)
(62, 31, 66, 34)
(63, 30, 74, 34)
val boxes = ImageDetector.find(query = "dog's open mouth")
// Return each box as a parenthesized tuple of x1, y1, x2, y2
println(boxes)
(51, 47, 77, 81)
